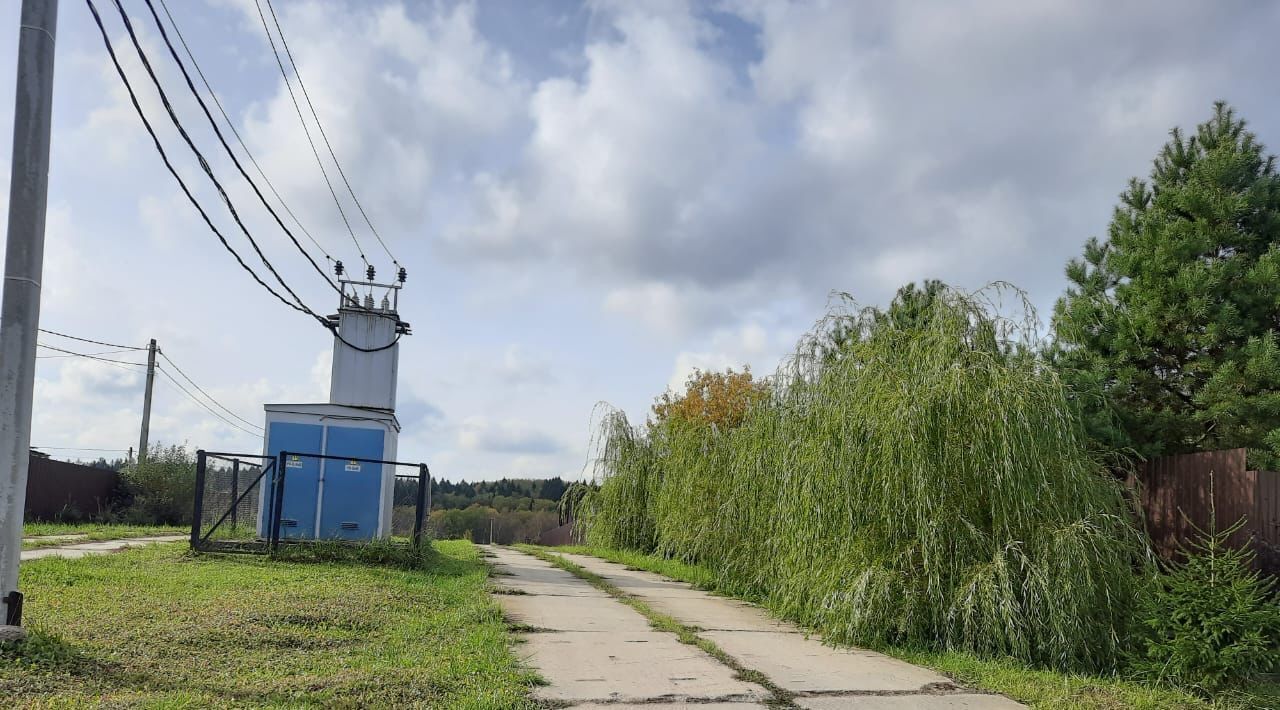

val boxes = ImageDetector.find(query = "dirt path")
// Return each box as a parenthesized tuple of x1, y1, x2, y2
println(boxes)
(487, 546, 1025, 709)
(20, 535, 187, 561)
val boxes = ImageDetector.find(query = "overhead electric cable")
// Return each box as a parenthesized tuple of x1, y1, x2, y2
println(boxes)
(108, 0, 321, 316)
(31, 447, 130, 452)
(156, 0, 334, 264)
(142, 0, 337, 291)
(84, 0, 325, 324)
(156, 0, 333, 266)
(35, 343, 147, 368)
(158, 350, 262, 431)
(38, 328, 144, 350)
(87, 0, 404, 354)
(262, 0, 400, 269)
(250, 0, 368, 268)
(37, 347, 138, 359)
(142, 0, 401, 323)
(155, 366, 263, 437)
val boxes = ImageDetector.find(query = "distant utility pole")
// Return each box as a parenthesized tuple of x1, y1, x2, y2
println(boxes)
(0, 0, 59, 635)
(136, 339, 156, 463)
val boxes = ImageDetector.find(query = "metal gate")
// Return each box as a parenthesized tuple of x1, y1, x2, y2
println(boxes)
(191, 449, 432, 553)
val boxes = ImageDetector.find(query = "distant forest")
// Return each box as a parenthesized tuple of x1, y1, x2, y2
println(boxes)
(391, 476, 569, 513)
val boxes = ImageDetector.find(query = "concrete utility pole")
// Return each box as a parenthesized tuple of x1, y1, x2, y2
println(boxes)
(137, 339, 156, 463)
(0, 0, 59, 635)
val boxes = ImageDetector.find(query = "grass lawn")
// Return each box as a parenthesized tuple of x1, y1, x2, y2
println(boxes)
(551, 545, 1280, 710)
(2, 540, 537, 708)
(21, 522, 185, 550)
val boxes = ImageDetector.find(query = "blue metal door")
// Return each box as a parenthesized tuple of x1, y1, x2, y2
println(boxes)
(266, 421, 323, 539)
(319, 425, 384, 539)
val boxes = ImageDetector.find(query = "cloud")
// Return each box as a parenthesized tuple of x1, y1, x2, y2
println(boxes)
(443, 0, 1280, 335)
(665, 321, 785, 392)
(9, 0, 1280, 482)
(457, 416, 564, 455)
(395, 390, 445, 431)
(229, 0, 528, 247)
(497, 345, 556, 387)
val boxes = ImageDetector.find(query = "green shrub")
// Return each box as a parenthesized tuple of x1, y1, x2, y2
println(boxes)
(120, 444, 196, 525)
(580, 286, 1151, 671)
(1130, 518, 1280, 694)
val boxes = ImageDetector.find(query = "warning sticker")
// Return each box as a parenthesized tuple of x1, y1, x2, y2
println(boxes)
(345, 460, 361, 472)
(285, 455, 303, 469)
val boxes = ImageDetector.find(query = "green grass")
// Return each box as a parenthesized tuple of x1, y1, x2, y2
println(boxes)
(2, 540, 537, 708)
(21, 523, 185, 550)
(555, 545, 1278, 710)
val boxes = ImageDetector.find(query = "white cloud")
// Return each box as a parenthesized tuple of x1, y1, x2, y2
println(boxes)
(666, 321, 784, 392)
(497, 344, 555, 387)
(457, 416, 564, 455)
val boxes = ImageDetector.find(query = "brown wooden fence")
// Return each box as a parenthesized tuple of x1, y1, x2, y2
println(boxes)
(24, 454, 120, 521)
(1138, 448, 1280, 574)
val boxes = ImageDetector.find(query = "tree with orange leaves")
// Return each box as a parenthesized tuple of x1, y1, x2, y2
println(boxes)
(651, 367, 768, 430)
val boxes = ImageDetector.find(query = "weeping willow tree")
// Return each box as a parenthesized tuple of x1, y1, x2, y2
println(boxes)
(579, 286, 1150, 671)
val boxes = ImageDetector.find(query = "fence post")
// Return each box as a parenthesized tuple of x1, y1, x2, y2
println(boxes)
(191, 450, 206, 550)
(413, 464, 428, 549)
(230, 459, 240, 531)
(271, 451, 287, 553)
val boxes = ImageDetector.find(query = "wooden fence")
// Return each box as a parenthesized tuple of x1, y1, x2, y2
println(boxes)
(1138, 448, 1280, 574)
(25, 454, 120, 520)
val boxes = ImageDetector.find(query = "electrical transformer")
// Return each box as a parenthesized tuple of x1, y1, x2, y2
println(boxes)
(257, 278, 410, 541)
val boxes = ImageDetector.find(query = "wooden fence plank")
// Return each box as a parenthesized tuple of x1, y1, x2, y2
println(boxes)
(1140, 449, 1277, 575)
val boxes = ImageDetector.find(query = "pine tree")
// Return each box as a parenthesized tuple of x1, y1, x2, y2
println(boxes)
(1052, 102, 1280, 467)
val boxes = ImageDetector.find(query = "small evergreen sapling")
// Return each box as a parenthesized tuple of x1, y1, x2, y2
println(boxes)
(1131, 515, 1280, 695)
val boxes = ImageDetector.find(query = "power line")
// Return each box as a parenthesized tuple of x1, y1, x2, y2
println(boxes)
(155, 0, 333, 267)
(86, 0, 403, 355)
(84, 0, 327, 325)
(143, 0, 337, 293)
(142, 0, 404, 323)
(158, 350, 262, 431)
(35, 343, 147, 368)
(262, 0, 399, 268)
(31, 447, 129, 452)
(37, 347, 138, 359)
(250, 0, 368, 268)
(155, 366, 262, 437)
(37, 328, 144, 350)
(107, 0, 321, 317)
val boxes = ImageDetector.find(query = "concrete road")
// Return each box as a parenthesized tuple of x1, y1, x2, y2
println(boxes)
(20, 535, 187, 561)
(487, 546, 1026, 709)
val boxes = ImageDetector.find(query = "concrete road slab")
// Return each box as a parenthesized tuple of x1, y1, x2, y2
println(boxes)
(574, 704, 768, 709)
(703, 630, 953, 694)
(23, 533, 88, 542)
(797, 694, 1026, 709)
(497, 593, 652, 632)
(643, 594, 799, 632)
(520, 630, 768, 704)
(487, 546, 611, 598)
(20, 535, 186, 561)
(557, 552, 711, 598)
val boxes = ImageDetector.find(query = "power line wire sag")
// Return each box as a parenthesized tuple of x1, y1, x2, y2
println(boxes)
(158, 350, 262, 430)
(86, 0, 404, 354)
(38, 328, 144, 350)
(263, 0, 399, 268)
(155, 367, 262, 437)
(155, 0, 334, 267)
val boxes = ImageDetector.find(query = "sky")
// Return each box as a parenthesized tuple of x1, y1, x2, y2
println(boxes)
(1, 0, 1278, 482)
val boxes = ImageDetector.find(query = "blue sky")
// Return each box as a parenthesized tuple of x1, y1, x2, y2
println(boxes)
(2, 0, 1279, 481)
